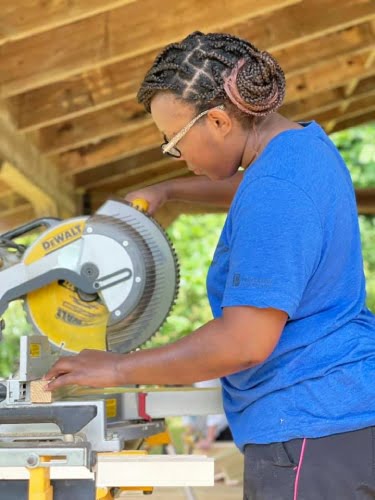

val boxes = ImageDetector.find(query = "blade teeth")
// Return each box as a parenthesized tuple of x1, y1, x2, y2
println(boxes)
(88, 205, 180, 353)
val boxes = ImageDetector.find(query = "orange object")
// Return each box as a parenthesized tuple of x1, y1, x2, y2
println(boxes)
(131, 198, 150, 211)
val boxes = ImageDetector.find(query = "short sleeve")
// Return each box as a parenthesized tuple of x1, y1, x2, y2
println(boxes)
(222, 176, 323, 318)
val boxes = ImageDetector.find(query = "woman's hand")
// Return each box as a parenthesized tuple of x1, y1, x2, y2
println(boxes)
(43, 350, 124, 390)
(125, 183, 169, 215)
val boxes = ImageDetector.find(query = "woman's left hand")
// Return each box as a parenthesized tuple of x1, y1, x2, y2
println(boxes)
(43, 350, 123, 390)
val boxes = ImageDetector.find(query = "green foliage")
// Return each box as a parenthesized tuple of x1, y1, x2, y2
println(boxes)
(144, 213, 226, 348)
(331, 122, 375, 310)
(331, 123, 375, 188)
(0, 301, 33, 377)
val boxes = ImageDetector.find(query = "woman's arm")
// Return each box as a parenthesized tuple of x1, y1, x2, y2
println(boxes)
(125, 171, 244, 213)
(44, 306, 287, 389)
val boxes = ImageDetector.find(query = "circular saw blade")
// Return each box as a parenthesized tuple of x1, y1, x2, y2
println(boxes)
(23, 202, 179, 355)
(87, 199, 180, 353)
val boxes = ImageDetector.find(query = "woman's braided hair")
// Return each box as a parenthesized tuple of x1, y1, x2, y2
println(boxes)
(137, 31, 286, 125)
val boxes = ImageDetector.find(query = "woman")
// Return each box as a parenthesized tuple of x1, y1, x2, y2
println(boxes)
(45, 32, 375, 499)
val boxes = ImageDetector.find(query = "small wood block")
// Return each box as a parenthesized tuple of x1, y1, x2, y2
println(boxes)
(30, 379, 53, 404)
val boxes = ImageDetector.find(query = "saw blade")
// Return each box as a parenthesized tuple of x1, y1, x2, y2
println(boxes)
(85, 199, 179, 353)
(23, 201, 179, 355)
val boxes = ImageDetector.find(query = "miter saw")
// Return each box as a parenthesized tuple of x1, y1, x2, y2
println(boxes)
(0, 199, 220, 499)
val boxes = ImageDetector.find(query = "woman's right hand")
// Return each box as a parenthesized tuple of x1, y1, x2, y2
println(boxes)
(124, 183, 169, 215)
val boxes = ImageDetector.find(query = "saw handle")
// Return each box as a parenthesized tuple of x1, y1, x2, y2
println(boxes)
(1, 217, 61, 240)
(131, 198, 150, 212)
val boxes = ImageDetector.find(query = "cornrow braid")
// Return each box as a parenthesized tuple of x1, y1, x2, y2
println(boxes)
(137, 31, 286, 122)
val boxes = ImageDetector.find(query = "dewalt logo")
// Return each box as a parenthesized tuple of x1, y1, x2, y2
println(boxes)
(42, 224, 82, 252)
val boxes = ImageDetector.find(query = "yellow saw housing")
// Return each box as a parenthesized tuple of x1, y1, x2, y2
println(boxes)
(24, 217, 109, 353)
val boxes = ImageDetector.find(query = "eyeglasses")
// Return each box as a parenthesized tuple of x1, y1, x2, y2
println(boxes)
(161, 105, 225, 158)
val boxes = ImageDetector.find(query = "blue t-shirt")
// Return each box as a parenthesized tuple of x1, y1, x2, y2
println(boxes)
(206, 121, 375, 450)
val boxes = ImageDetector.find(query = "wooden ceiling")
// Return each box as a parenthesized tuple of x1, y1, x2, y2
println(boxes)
(0, 0, 374, 231)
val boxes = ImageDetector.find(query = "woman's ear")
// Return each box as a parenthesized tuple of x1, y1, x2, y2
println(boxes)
(207, 108, 233, 138)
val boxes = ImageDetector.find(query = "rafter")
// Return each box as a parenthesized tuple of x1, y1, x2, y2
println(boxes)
(74, 148, 163, 188)
(0, 110, 75, 217)
(273, 21, 375, 77)
(0, 161, 58, 217)
(59, 123, 161, 173)
(326, 48, 375, 132)
(11, 0, 375, 131)
(281, 76, 375, 120)
(0, 203, 35, 234)
(315, 95, 375, 125)
(82, 159, 173, 192)
(56, 50, 375, 173)
(0, 0, 298, 98)
(33, 22, 375, 156)
(355, 189, 375, 215)
(284, 50, 375, 104)
(329, 111, 375, 134)
(88, 165, 190, 208)
(0, 1, 136, 44)
(288, 84, 375, 121)
(118, 167, 190, 197)
(74, 79, 375, 191)
(37, 102, 148, 156)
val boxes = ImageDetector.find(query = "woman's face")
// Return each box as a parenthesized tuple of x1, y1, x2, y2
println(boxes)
(150, 92, 247, 181)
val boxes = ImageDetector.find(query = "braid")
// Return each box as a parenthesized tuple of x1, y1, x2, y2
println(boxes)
(137, 31, 285, 121)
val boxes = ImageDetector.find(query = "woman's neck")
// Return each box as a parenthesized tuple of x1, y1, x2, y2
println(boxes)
(241, 113, 303, 169)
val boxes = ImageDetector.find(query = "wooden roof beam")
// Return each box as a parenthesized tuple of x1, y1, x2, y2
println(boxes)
(0, 111, 75, 217)
(88, 165, 190, 209)
(57, 50, 375, 173)
(34, 22, 375, 156)
(74, 148, 164, 188)
(59, 123, 161, 174)
(11, 0, 375, 131)
(356, 189, 375, 216)
(281, 75, 375, 120)
(68, 81, 375, 190)
(234, 0, 375, 52)
(0, 0, 298, 98)
(315, 95, 375, 125)
(329, 110, 375, 134)
(273, 21, 375, 77)
(284, 50, 375, 104)
(0, 1, 136, 45)
(81, 158, 173, 192)
(0, 203, 35, 233)
(325, 49, 375, 132)
(37, 101, 148, 156)
(0, 191, 26, 212)
(0, 161, 58, 217)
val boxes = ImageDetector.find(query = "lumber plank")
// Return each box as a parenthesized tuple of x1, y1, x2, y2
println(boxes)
(0, 1, 136, 44)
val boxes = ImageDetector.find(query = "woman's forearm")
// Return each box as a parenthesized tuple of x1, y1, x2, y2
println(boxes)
(116, 316, 251, 385)
(44, 306, 286, 390)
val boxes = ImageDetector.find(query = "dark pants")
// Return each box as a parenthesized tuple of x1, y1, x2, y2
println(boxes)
(243, 426, 375, 500)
